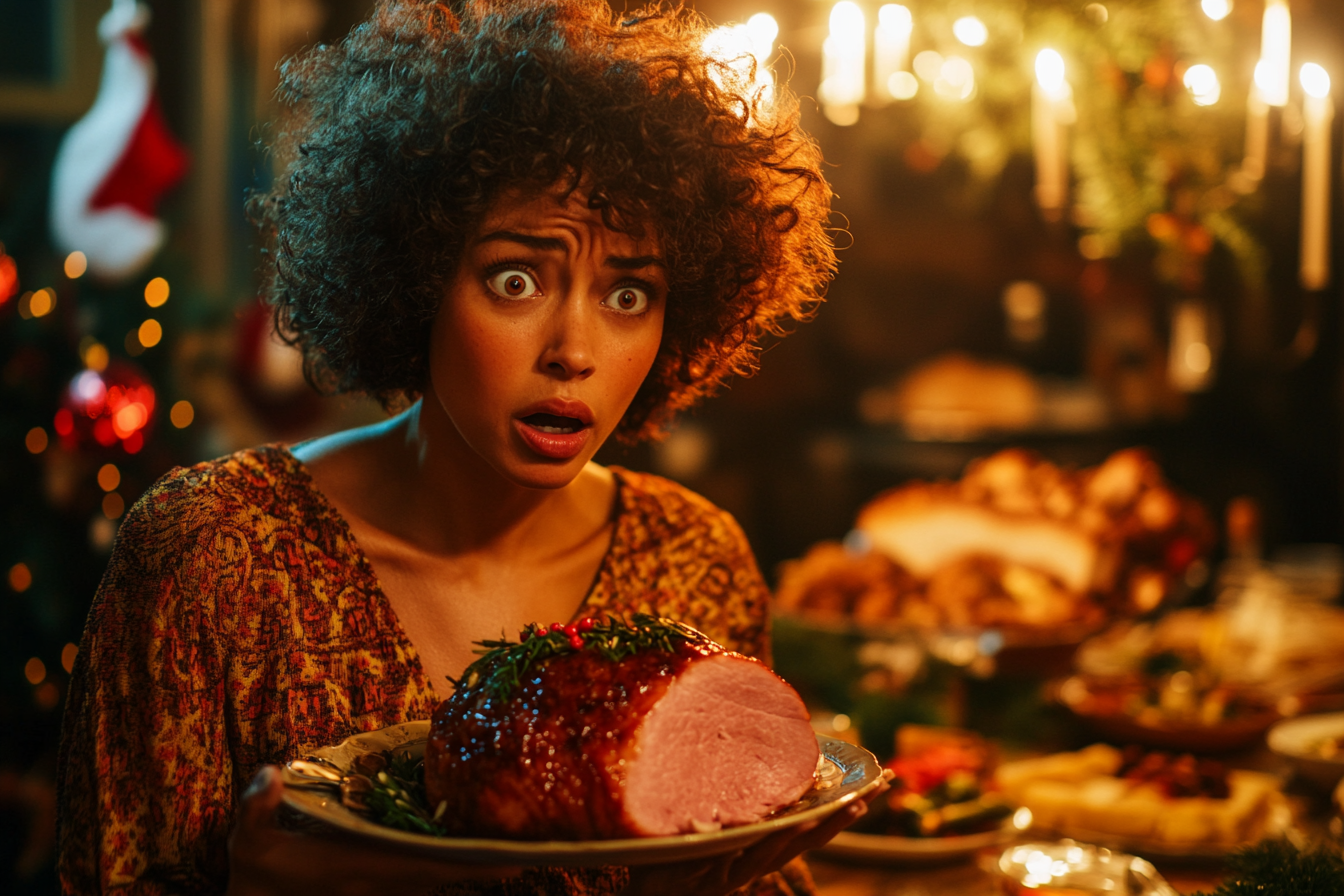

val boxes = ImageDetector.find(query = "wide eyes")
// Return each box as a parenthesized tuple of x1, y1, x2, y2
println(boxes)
(486, 269, 541, 298)
(602, 286, 650, 315)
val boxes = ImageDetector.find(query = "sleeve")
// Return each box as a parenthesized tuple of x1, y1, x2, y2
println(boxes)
(57, 482, 239, 896)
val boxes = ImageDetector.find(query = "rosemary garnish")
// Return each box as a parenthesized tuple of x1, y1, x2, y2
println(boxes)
(364, 749, 448, 836)
(446, 613, 709, 702)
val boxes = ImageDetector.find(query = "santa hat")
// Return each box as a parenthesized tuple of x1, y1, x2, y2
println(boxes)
(50, 0, 189, 282)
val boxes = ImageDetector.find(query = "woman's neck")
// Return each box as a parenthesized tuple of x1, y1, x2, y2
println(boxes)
(293, 399, 613, 562)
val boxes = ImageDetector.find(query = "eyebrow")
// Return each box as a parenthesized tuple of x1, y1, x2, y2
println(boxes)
(475, 230, 666, 270)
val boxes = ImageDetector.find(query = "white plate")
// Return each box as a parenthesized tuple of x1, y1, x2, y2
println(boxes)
(280, 722, 882, 866)
(818, 819, 1022, 866)
(1267, 711, 1344, 790)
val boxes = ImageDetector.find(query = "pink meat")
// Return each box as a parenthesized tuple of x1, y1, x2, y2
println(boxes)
(424, 641, 817, 840)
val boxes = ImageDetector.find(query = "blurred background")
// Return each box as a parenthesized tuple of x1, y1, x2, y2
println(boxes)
(1, 0, 1343, 891)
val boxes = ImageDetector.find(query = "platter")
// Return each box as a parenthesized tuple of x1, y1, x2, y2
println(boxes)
(280, 722, 883, 867)
(1267, 711, 1344, 790)
(817, 811, 1029, 865)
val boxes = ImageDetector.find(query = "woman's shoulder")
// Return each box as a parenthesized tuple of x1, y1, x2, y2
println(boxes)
(127, 444, 312, 531)
(608, 466, 749, 549)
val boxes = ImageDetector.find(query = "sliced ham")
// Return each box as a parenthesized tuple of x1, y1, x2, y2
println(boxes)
(424, 622, 818, 840)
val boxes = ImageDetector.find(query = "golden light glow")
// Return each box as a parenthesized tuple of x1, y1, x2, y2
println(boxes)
(97, 463, 121, 492)
(952, 16, 987, 47)
(170, 400, 195, 429)
(61, 643, 79, 674)
(935, 55, 976, 101)
(28, 288, 55, 318)
(0, 253, 17, 301)
(64, 251, 88, 279)
(102, 492, 126, 520)
(138, 318, 163, 348)
(1201, 0, 1231, 21)
(25, 427, 48, 454)
(1183, 64, 1221, 105)
(144, 277, 170, 307)
(1301, 63, 1332, 99)
(24, 657, 45, 685)
(1259, 0, 1291, 107)
(83, 342, 110, 372)
(112, 403, 148, 438)
(35, 682, 60, 710)
(8, 563, 32, 593)
(914, 50, 944, 83)
(888, 71, 919, 100)
(1035, 49, 1066, 97)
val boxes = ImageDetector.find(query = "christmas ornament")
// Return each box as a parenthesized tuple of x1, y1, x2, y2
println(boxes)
(56, 360, 157, 455)
(49, 0, 189, 282)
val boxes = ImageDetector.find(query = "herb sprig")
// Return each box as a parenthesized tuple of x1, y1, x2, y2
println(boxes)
(1192, 840, 1344, 896)
(364, 750, 448, 836)
(447, 613, 709, 701)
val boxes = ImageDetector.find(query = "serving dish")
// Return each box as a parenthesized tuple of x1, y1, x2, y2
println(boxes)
(1267, 711, 1344, 790)
(817, 808, 1030, 865)
(280, 721, 883, 866)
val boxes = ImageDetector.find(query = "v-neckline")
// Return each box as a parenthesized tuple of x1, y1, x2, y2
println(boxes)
(274, 444, 626, 701)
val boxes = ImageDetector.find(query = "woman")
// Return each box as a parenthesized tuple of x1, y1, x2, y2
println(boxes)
(58, 1, 856, 893)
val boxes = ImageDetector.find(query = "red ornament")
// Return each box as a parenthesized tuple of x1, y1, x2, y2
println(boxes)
(58, 359, 156, 453)
(577, 617, 595, 633)
(568, 635, 584, 650)
(563, 623, 578, 638)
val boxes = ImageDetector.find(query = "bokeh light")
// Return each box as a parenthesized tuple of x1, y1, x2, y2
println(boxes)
(8, 563, 32, 593)
(888, 71, 919, 100)
(1183, 64, 1221, 105)
(952, 16, 988, 47)
(0, 251, 17, 301)
(64, 251, 88, 279)
(28, 288, 55, 318)
(83, 341, 110, 372)
(139, 318, 163, 348)
(1202, 0, 1232, 21)
(102, 492, 126, 520)
(144, 277, 169, 307)
(97, 463, 121, 492)
(25, 427, 48, 454)
(170, 400, 195, 429)
(1301, 63, 1331, 99)
(61, 643, 79, 674)
(24, 657, 45, 685)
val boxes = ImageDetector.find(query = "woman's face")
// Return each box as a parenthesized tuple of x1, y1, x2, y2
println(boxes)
(425, 186, 666, 490)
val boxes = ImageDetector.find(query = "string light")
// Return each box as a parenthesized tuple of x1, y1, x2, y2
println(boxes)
(144, 276, 169, 307)
(139, 318, 163, 348)
(61, 643, 79, 674)
(24, 657, 45, 685)
(1202, 0, 1232, 21)
(8, 563, 32, 593)
(25, 427, 48, 454)
(1183, 64, 1221, 105)
(170, 400, 195, 428)
(97, 463, 121, 492)
(64, 251, 88, 279)
(102, 493, 126, 520)
(953, 16, 988, 47)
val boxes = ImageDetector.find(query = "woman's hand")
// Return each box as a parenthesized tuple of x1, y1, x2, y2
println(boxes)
(225, 765, 520, 896)
(620, 774, 891, 896)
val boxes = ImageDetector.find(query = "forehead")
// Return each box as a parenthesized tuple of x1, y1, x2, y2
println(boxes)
(475, 184, 658, 252)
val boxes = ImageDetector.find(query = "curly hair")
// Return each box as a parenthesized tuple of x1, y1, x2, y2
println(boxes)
(251, 0, 836, 441)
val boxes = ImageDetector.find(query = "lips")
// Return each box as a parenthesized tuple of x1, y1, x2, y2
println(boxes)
(514, 399, 594, 460)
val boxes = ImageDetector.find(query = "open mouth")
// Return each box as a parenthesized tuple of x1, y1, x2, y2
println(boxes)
(521, 413, 588, 434)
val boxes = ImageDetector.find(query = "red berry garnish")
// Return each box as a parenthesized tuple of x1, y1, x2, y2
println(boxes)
(563, 623, 578, 638)
(550, 622, 564, 632)
(578, 617, 595, 632)
(568, 635, 584, 650)
(520, 628, 532, 641)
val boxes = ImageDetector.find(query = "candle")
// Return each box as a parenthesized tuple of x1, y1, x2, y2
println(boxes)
(1033, 49, 1070, 218)
(1242, 74, 1269, 183)
(821, 2, 866, 125)
(1259, 0, 1291, 108)
(1299, 63, 1333, 291)
(872, 5, 912, 102)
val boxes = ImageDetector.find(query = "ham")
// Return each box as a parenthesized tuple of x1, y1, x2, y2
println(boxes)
(424, 617, 818, 840)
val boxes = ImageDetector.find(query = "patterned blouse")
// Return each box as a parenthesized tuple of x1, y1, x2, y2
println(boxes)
(57, 446, 815, 896)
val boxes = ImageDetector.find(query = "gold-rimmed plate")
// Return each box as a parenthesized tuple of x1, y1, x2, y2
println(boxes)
(280, 722, 882, 866)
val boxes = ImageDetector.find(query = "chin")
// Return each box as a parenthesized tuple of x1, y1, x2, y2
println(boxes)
(495, 455, 592, 491)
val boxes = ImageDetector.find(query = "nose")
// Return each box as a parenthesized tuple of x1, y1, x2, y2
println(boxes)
(539, 291, 596, 381)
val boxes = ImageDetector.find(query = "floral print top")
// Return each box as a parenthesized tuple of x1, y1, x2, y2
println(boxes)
(57, 445, 814, 896)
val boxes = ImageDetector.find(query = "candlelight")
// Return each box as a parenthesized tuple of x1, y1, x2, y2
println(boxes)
(873, 5, 913, 100)
(953, 16, 988, 48)
(1201, 0, 1232, 21)
(1299, 63, 1332, 291)
(703, 14, 778, 113)
(935, 56, 976, 101)
(1035, 49, 1066, 99)
(1183, 64, 1221, 106)
(1258, 0, 1291, 107)
(1033, 49, 1071, 217)
(820, 1, 866, 125)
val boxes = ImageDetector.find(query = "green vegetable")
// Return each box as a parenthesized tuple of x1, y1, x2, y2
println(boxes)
(364, 750, 447, 836)
(1192, 840, 1344, 896)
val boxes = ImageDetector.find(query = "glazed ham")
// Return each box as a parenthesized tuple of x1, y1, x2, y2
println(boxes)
(424, 617, 818, 840)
